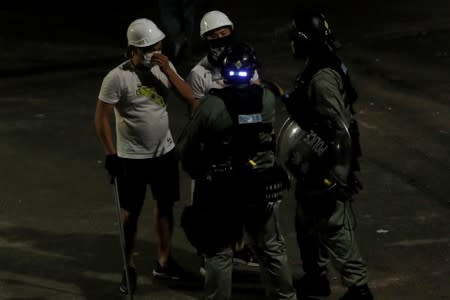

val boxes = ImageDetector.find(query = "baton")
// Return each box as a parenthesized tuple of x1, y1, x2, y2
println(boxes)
(112, 177, 133, 300)
(189, 179, 195, 205)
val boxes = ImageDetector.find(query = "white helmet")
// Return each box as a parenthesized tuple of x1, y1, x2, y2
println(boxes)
(200, 10, 234, 37)
(127, 18, 165, 47)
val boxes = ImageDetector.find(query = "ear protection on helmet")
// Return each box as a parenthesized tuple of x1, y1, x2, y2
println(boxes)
(290, 10, 340, 58)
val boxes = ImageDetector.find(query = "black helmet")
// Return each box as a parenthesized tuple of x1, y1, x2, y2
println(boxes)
(220, 43, 258, 84)
(290, 9, 341, 58)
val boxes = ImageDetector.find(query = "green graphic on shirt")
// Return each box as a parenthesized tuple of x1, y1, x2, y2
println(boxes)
(136, 86, 165, 107)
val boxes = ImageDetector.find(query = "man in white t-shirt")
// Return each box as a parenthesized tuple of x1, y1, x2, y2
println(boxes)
(94, 18, 195, 295)
(186, 10, 260, 274)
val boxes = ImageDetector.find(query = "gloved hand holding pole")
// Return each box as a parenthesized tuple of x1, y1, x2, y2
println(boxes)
(105, 154, 122, 184)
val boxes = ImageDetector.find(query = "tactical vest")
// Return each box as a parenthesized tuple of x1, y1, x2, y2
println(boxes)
(285, 53, 362, 175)
(206, 85, 274, 175)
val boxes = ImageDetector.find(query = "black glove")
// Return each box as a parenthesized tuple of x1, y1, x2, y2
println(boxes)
(347, 172, 363, 195)
(334, 173, 363, 200)
(104, 154, 122, 183)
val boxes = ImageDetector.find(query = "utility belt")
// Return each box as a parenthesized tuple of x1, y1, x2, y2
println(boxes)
(297, 171, 363, 207)
(206, 160, 233, 180)
(181, 165, 289, 254)
(263, 176, 287, 203)
(204, 159, 289, 204)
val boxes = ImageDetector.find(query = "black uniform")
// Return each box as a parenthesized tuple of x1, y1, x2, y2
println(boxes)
(178, 83, 297, 300)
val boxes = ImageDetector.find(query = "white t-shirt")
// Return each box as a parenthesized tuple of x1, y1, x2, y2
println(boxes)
(186, 56, 259, 99)
(98, 60, 181, 159)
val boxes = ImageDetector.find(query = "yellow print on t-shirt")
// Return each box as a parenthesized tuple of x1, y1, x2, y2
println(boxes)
(136, 86, 165, 107)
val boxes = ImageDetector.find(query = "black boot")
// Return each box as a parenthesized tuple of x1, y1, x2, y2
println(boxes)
(340, 284, 373, 300)
(294, 273, 331, 298)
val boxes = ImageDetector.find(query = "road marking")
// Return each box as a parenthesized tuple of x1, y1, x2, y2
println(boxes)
(387, 238, 449, 246)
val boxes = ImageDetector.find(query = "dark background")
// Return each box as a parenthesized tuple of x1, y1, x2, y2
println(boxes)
(0, 0, 449, 299)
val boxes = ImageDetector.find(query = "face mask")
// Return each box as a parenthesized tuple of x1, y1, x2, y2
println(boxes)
(207, 46, 227, 67)
(207, 34, 233, 49)
(143, 50, 161, 68)
(209, 47, 225, 61)
(206, 34, 235, 66)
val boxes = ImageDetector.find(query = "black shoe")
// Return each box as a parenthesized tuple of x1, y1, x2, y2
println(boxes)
(294, 274, 331, 298)
(119, 267, 136, 295)
(340, 284, 373, 300)
(152, 258, 185, 280)
(233, 246, 259, 267)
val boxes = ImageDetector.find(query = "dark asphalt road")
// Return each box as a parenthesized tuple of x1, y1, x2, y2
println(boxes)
(0, 0, 449, 299)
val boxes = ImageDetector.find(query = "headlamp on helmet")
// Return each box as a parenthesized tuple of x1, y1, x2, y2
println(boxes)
(220, 43, 258, 85)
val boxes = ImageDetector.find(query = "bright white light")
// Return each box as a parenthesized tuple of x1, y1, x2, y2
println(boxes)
(228, 71, 235, 76)
(238, 71, 248, 77)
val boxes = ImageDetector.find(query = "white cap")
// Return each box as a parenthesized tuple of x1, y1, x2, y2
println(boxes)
(200, 10, 234, 37)
(127, 18, 165, 47)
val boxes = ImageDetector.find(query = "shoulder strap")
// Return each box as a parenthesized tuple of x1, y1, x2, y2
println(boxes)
(296, 54, 358, 114)
(260, 80, 282, 97)
(122, 61, 169, 99)
(331, 62, 358, 115)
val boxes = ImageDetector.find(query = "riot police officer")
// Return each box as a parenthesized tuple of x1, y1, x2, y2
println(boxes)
(178, 43, 297, 300)
(278, 8, 374, 300)
(187, 9, 261, 273)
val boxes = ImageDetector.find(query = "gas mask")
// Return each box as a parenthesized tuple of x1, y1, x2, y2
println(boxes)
(143, 50, 161, 68)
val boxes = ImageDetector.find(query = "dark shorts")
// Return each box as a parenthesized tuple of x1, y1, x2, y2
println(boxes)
(117, 150, 180, 214)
